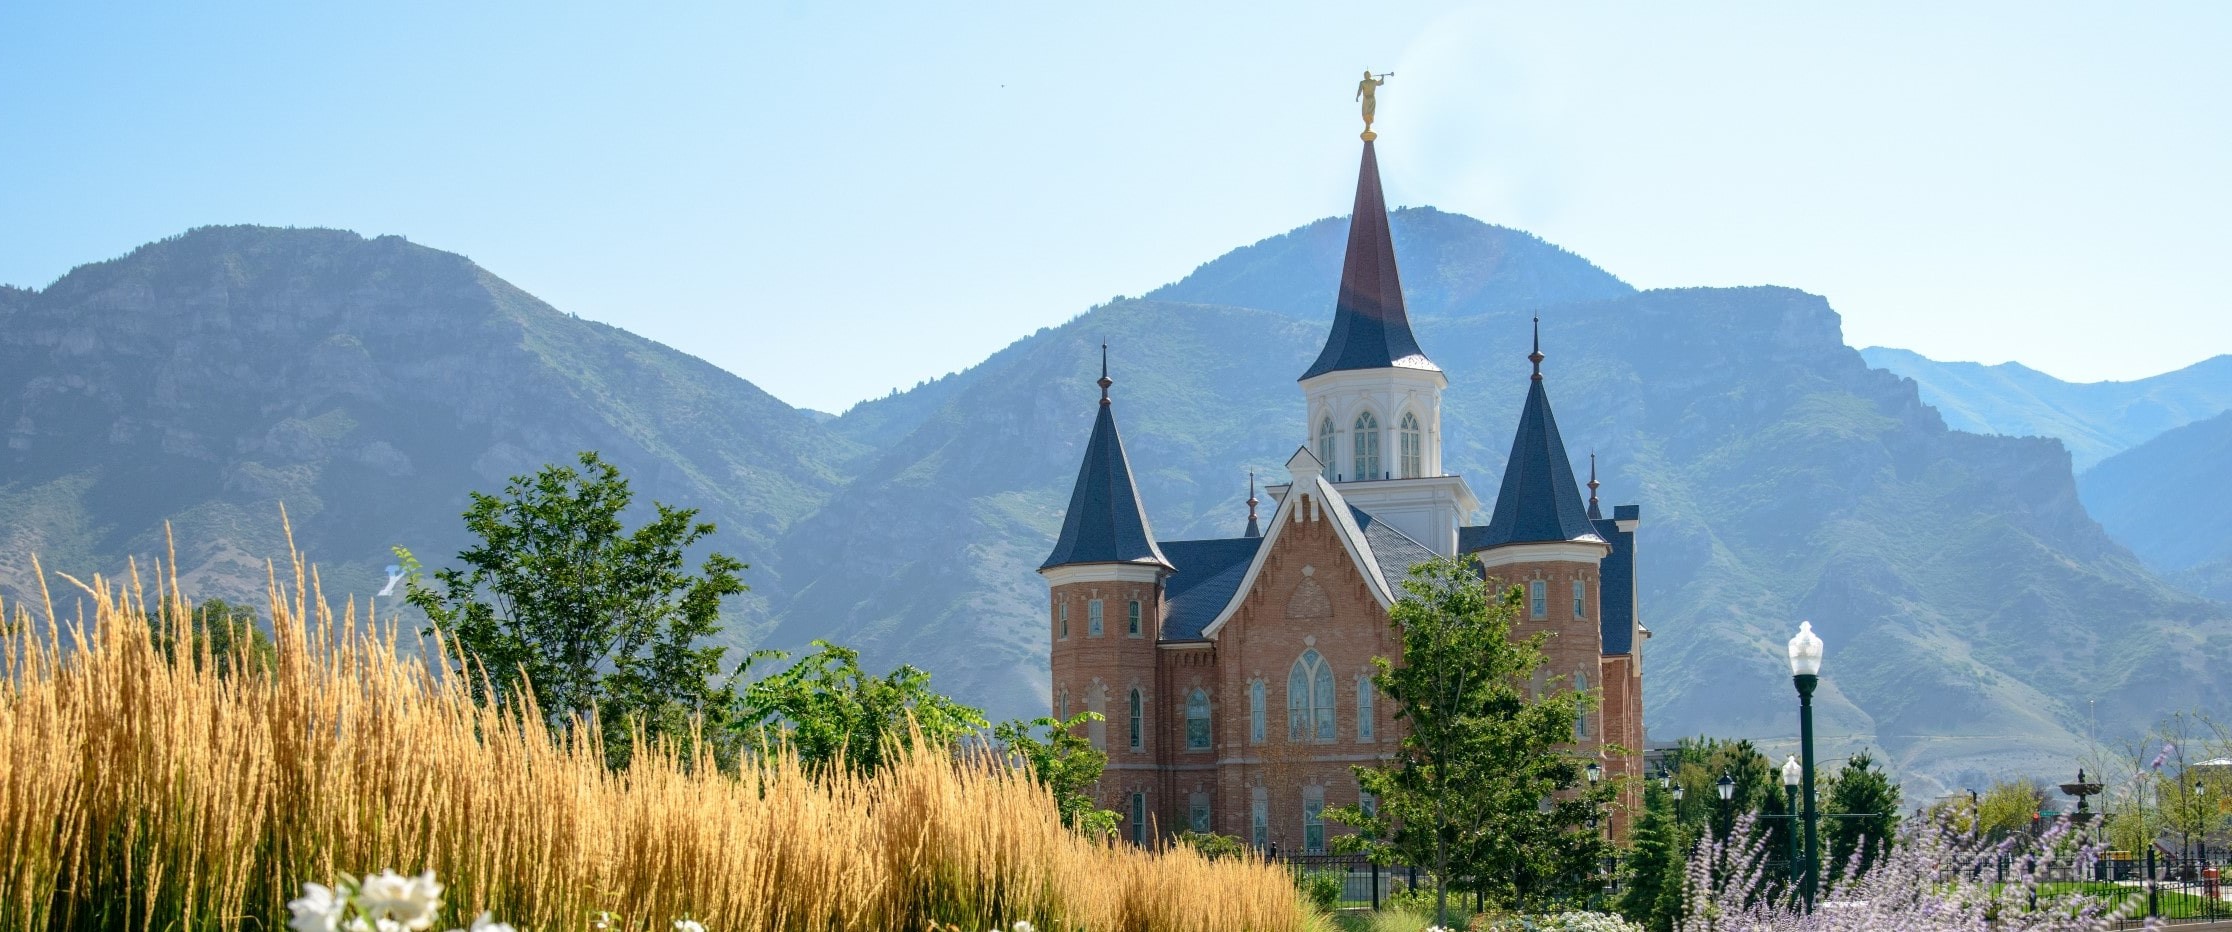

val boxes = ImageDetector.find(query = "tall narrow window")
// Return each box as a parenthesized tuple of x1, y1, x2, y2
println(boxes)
(1057, 688, 1069, 721)
(1088, 599, 1104, 636)
(1249, 680, 1266, 744)
(1317, 416, 1337, 473)
(1357, 677, 1375, 740)
(1127, 599, 1142, 636)
(1131, 792, 1148, 845)
(1251, 789, 1269, 848)
(1529, 580, 1547, 619)
(1399, 412, 1423, 478)
(1353, 411, 1381, 480)
(1128, 688, 1144, 751)
(1360, 788, 1378, 820)
(1288, 650, 1337, 742)
(1574, 581, 1587, 618)
(1186, 689, 1212, 750)
(1189, 793, 1211, 833)
(1573, 670, 1591, 739)
(1303, 788, 1326, 854)
(1058, 602, 1069, 638)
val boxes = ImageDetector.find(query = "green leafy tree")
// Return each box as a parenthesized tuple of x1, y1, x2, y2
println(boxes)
(150, 596, 276, 677)
(1618, 784, 1684, 932)
(1822, 750, 1901, 883)
(994, 711, 1119, 837)
(1975, 779, 2047, 839)
(735, 639, 988, 778)
(404, 451, 745, 767)
(1326, 555, 1615, 923)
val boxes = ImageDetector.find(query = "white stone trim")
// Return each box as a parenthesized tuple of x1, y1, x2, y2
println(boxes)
(1470, 539, 1609, 569)
(1040, 563, 1166, 586)
(1199, 463, 1394, 640)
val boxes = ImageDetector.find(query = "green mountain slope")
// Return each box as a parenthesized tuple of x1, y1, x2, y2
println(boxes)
(2078, 409, 2232, 599)
(1859, 347, 2232, 471)
(781, 221, 2230, 794)
(0, 226, 855, 635)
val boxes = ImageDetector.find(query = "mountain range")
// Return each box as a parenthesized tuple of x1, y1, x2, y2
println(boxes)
(4, 217, 2226, 797)
(1859, 347, 2232, 472)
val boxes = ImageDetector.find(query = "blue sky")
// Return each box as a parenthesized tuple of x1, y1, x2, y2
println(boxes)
(5, 3, 2226, 413)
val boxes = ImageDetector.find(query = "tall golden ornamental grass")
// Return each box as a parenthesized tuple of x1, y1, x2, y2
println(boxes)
(0, 541, 1307, 931)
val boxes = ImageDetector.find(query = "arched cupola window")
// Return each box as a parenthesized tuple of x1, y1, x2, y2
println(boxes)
(1128, 688, 1145, 751)
(1573, 669, 1591, 739)
(1353, 411, 1381, 480)
(1287, 649, 1336, 743)
(1317, 416, 1337, 473)
(1398, 412, 1423, 478)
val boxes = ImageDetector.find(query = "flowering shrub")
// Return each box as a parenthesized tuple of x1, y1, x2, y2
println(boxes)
(1483, 912, 1645, 932)
(287, 870, 512, 932)
(1676, 815, 2147, 931)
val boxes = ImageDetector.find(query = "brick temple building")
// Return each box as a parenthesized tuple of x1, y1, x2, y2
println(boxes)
(1039, 135, 1645, 850)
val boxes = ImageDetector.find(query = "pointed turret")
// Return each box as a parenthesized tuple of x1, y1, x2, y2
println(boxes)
(1587, 452, 1603, 520)
(1041, 349, 1172, 571)
(1474, 319, 1602, 549)
(1300, 140, 1437, 381)
(1244, 472, 1262, 538)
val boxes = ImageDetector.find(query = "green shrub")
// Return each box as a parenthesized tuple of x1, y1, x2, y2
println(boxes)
(1299, 870, 1344, 912)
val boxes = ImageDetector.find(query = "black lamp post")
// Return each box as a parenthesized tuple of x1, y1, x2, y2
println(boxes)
(1782, 754, 1804, 890)
(1788, 621, 1825, 911)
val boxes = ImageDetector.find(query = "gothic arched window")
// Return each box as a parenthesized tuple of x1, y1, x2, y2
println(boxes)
(1288, 650, 1336, 742)
(1317, 416, 1337, 473)
(1249, 679, 1266, 744)
(1128, 688, 1144, 751)
(1399, 412, 1422, 478)
(1186, 689, 1212, 750)
(1353, 411, 1381, 480)
(1573, 669, 1591, 739)
(1529, 580, 1547, 619)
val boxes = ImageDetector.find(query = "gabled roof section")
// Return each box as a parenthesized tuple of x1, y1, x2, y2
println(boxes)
(1299, 140, 1437, 381)
(1198, 457, 1397, 640)
(1473, 370, 1602, 550)
(1040, 385, 1172, 571)
(1156, 536, 1265, 641)
(1349, 505, 1437, 593)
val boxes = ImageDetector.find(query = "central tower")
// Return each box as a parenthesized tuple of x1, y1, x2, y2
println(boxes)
(1294, 138, 1478, 553)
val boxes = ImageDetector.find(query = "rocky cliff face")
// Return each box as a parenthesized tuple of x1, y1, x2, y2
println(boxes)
(0, 226, 847, 631)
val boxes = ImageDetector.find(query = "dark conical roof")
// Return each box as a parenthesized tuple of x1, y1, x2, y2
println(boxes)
(1300, 140, 1437, 381)
(1040, 385, 1171, 571)
(1474, 374, 1601, 550)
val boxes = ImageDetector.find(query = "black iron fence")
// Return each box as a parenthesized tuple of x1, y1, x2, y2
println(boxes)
(1273, 853, 1422, 909)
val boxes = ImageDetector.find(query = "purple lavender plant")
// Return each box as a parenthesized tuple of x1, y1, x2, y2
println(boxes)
(1676, 814, 2156, 931)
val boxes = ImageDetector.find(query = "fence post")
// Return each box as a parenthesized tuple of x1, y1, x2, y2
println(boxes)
(2147, 846, 2158, 919)
(1371, 860, 1380, 911)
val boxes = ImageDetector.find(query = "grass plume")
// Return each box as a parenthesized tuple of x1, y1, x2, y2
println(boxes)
(0, 540, 1305, 931)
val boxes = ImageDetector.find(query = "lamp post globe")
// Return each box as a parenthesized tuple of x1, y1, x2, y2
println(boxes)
(1673, 784, 1685, 802)
(1717, 773, 1735, 802)
(1587, 761, 1602, 785)
(1782, 755, 1803, 788)
(1787, 621, 1826, 912)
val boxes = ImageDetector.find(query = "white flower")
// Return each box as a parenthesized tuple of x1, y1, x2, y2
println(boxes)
(446, 912, 518, 932)
(356, 870, 445, 931)
(288, 882, 347, 932)
(1011, 923, 1034, 932)
(343, 921, 407, 932)
(674, 921, 706, 932)
(590, 912, 619, 932)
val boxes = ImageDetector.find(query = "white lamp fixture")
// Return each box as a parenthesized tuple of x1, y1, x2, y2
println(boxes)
(1782, 754, 1803, 788)
(1717, 773, 1736, 802)
(1788, 621, 1825, 677)
(1586, 761, 1602, 784)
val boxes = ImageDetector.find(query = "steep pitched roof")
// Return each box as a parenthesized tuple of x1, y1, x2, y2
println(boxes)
(1349, 505, 1437, 591)
(1156, 536, 1265, 641)
(1299, 140, 1438, 381)
(1593, 513, 1636, 654)
(1040, 391, 1172, 571)
(1472, 372, 1602, 550)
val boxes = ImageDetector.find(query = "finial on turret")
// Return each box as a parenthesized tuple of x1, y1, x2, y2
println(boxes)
(1529, 316, 1545, 381)
(1098, 343, 1112, 405)
(1245, 472, 1262, 538)
(1588, 452, 1602, 519)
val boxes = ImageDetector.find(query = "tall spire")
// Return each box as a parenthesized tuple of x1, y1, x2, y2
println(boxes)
(1245, 472, 1262, 538)
(1475, 325, 1601, 549)
(1300, 139, 1437, 381)
(1041, 351, 1171, 571)
(1587, 452, 1602, 520)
